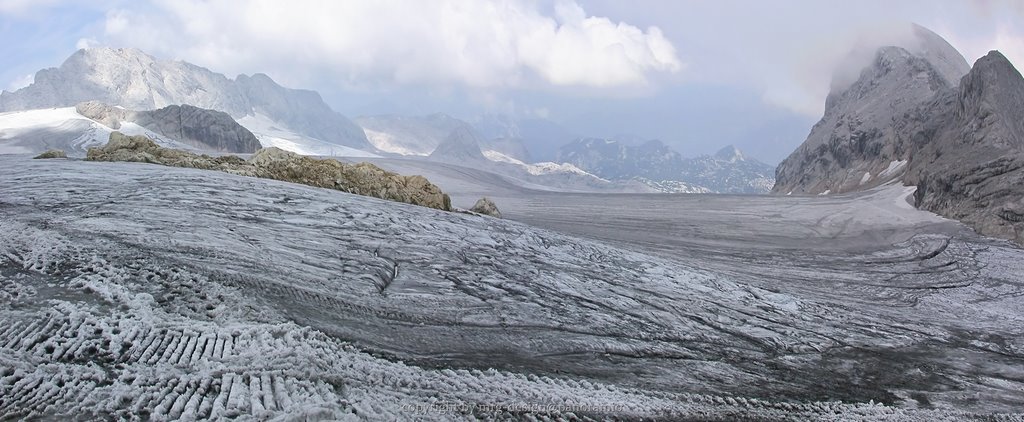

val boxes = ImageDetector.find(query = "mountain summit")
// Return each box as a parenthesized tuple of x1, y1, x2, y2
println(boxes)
(773, 25, 970, 195)
(773, 25, 1024, 243)
(0, 47, 371, 151)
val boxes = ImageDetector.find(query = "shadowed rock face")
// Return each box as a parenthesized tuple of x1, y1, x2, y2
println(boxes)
(86, 132, 451, 211)
(76, 101, 262, 154)
(134, 104, 262, 153)
(905, 51, 1024, 244)
(775, 45, 1024, 244)
(773, 44, 969, 194)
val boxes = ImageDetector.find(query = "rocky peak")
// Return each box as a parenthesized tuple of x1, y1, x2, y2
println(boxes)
(429, 125, 486, 162)
(715, 145, 744, 162)
(955, 51, 1024, 147)
(773, 25, 969, 195)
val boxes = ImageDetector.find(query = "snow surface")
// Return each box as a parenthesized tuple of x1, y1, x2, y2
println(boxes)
(880, 159, 909, 178)
(1, 155, 1023, 419)
(362, 128, 424, 156)
(238, 113, 379, 158)
(482, 149, 595, 177)
(0, 107, 195, 155)
(860, 171, 873, 185)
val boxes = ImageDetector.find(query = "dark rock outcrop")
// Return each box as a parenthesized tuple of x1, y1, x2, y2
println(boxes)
(86, 132, 451, 211)
(76, 101, 261, 153)
(33, 149, 67, 159)
(904, 51, 1024, 244)
(133, 104, 262, 153)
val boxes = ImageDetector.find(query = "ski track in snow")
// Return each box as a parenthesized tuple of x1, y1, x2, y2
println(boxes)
(1, 155, 1023, 420)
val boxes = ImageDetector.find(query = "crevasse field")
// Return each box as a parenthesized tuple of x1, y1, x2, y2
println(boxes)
(1, 155, 1023, 420)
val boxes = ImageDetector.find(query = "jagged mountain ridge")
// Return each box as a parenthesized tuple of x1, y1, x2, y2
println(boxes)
(773, 24, 1024, 243)
(557, 138, 776, 193)
(773, 25, 970, 195)
(905, 51, 1024, 243)
(0, 47, 371, 151)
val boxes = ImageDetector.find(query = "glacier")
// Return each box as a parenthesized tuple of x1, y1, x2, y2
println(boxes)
(1, 155, 1023, 419)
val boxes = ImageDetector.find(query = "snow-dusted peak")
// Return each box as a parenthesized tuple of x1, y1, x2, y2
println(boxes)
(714, 145, 745, 162)
(0, 47, 371, 150)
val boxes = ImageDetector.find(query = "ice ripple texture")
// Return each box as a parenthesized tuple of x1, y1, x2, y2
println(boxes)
(1, 156, 1023, 420)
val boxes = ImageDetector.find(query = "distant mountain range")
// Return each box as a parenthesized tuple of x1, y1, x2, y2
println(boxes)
(356, 113, 775, 193)
(0, 47, 371, 154)
(558, 138, 775, 193)
(1, 46, 778, 195)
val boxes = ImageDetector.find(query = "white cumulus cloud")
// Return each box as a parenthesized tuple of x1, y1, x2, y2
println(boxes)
(100, 0, 683, 92)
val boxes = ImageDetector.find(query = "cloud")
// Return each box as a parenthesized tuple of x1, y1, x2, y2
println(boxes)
(0, 0, 57, 16)
(99, 0, 682, 93)
(6, 73, 33, 91)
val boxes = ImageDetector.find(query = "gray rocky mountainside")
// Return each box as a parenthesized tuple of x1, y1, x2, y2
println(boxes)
(772, 25, 1024, 243)
(557, 138, 775, 193)
(773, 25, 971, 195)
(76, 101, 261, 153)
(0, 47, 370, 150)
(905, 51, 1024, 244)
(428, 126, 488, 163)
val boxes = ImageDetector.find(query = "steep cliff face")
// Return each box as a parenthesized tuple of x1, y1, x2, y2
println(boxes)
(772, 25, 970, 195)
(133, 104, 263, 153)
(775, 37, 1024, 243)
(75, 101, 262, 153)
(905, 51, 1024, 243)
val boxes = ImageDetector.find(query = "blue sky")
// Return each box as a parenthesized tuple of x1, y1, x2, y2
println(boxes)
(2, 0, 1023, 163)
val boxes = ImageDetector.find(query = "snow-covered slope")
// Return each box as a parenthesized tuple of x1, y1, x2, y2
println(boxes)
(238, 113, 379, 158)
(355, 113, 469, 156)
(482, 149, 598, 177)
(0, 47, 372, 151)
(0, 107, 194, 155)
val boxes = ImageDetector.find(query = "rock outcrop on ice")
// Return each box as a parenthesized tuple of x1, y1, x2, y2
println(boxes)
(0, 47, 371, 151)
(772, 25, 970, 195)
(86, 132, 452, 211)
(32, 149, 67, 159)
(557, 138, 776, 193)
(76, 101, 262, 153)
(772, 25, 1024, 243)
(469, 197, 502, 218)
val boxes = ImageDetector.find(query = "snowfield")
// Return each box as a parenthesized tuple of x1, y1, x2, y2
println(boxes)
(1, 155, 1023, 420)
(0, 108, 196, 155)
